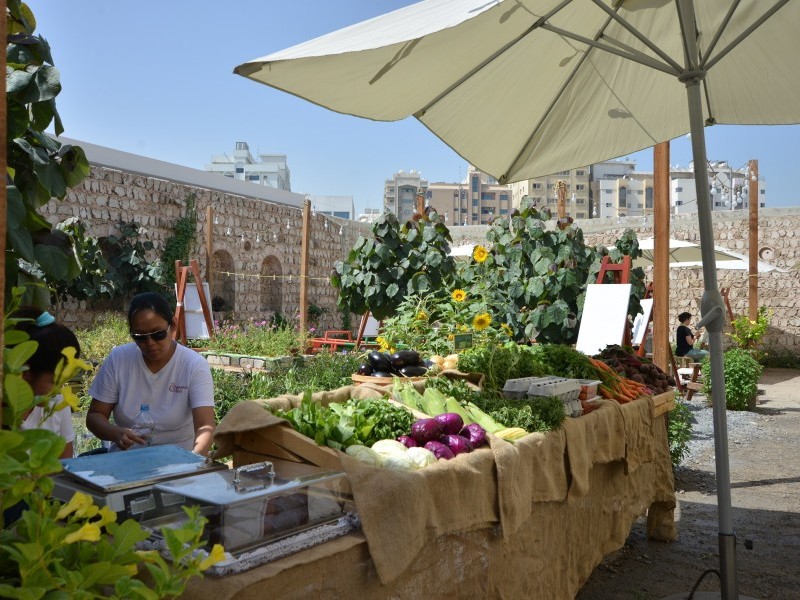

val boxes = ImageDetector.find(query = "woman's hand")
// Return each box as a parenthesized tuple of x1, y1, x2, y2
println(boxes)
(114, 427, 147, 451)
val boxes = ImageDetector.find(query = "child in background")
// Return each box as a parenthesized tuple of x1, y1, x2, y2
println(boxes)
(10, 307, 82, 459)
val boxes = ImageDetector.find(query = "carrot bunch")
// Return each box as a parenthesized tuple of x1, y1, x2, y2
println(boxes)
(588, 357, 650, 404)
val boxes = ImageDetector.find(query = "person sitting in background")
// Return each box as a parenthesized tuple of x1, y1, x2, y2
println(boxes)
(86, 292, 216, 454)
(10, 307, 80, 460)
(675, 311, 709, 361)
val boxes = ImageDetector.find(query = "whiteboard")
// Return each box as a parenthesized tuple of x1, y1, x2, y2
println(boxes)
(175, 282, 213, 339)
(631, 298, 654, 346)
(576, 284, 632, 356)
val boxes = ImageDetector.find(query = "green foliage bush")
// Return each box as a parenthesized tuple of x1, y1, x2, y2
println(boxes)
(701, 348, 763, 410)
(668, 396, 693, 466)
(212, 351, 363, 421)
(205, 319, 308, 358)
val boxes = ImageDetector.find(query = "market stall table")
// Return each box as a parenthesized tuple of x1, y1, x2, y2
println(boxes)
(181, 388, 675, 599)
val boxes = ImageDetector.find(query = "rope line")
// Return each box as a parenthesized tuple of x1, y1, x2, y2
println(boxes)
(210, 269, 331, 282)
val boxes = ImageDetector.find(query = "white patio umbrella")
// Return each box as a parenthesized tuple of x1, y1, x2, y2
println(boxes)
(235, 2, 799, 597)
(635, 237, 783, 272)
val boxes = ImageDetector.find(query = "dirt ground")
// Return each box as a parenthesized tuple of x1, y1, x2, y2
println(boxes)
(576, 368, 800, 600)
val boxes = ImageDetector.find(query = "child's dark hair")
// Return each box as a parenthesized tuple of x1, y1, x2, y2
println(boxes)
(678, 311, 692, 322)
(10, 307, 81, 376)
(128, 292, 174, 326)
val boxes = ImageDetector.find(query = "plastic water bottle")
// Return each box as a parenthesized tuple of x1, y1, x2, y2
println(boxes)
(130, 404, 154, 448)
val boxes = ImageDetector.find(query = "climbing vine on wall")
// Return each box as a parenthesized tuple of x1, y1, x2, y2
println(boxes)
(161, 193, 199, 287)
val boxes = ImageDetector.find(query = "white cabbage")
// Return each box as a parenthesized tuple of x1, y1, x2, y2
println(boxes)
(406, 446, 437, 469)
(345, 444, 381, 466)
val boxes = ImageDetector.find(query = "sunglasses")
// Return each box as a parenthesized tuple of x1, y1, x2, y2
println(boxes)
(131, 328, 170, 343)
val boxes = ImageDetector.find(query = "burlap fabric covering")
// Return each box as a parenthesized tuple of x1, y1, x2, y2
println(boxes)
(199, 382, 675, 597)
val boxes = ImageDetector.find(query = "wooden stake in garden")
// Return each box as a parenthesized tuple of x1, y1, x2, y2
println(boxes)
(299, 199, 311, 337)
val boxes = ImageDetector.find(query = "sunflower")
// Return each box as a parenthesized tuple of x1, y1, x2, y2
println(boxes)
(473, 313, 492, 331)
(472, 245, 489, 263)
(376, 336, 390, 352)
(501, 323, 514, 337)
(452, 289, 467, 302)
(416, 310, 428, 321)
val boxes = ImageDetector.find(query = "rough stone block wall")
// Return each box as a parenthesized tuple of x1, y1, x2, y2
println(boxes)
(42, 165, 370, 334)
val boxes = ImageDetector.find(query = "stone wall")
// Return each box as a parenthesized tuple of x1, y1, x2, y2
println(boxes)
(42, 165, 370, 332)
(42, 165, 799, 354)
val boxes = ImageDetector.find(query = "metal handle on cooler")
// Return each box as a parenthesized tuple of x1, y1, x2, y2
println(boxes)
(233, 461, 275, 486)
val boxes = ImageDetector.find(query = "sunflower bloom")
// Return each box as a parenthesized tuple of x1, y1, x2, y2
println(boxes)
(473, 313, 492, 331)
(501, 323, 514, 337)
(64, 523, 101, 544)
(452, 289, 467, 302)
(416, 310, 428, 321)
(199, 544, 227, 571)
(472, 245, 489, 263)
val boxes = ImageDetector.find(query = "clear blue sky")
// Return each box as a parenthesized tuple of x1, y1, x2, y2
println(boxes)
(34, 1, 800, 217)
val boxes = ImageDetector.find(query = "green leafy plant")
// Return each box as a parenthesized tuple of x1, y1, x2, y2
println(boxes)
(701, 348, 763, 410)
(50, 218, 165, 305)
(668, 395, 693, 466)
(474, 199, 646, 344)
(205, 318, 308, 357)
(211, 351, 364, 421)
(457, 342, 547, 392)
(161, 194, 199, 289)
(331, 211, 456, 320)
(5, 2, 89, 300)
(728, 306, 770, 354)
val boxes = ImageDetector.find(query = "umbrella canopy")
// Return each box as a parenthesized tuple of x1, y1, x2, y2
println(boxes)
(236, 2, 799, 597)
(634, 237, 783, 272)
(236, 0, 800, 185)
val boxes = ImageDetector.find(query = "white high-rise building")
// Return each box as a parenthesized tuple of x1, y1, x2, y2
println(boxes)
(206, 142, 291, 191)
(383, 170, 428, 221)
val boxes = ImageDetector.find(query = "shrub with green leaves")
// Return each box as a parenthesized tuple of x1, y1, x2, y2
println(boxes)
(701, 348, 763, 410)
(331, 211, 456, 320)
(668, 396, 693, 466)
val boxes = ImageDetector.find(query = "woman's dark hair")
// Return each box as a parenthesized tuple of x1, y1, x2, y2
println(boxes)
(128, 292, 174, 326)
(678, 312, 692, 323)
(10, 307, 81, 376)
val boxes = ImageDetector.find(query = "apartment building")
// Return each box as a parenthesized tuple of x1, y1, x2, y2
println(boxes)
(509, 166, 591, 219)
(206, 142, 291, 191)
(426, 166, 512, 225)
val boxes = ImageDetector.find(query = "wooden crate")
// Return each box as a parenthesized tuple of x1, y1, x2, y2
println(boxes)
(651, 389, 676, 416)
(234, 424, 343, 471)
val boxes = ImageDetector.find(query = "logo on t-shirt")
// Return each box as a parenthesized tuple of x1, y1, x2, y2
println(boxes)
(169, 383, 189, 393)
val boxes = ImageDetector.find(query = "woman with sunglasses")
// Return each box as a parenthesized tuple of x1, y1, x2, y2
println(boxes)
(86, 292, 216, 454)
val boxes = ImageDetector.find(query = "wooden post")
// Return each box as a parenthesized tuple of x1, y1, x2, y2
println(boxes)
(556, 180, 567, 219)
(653, 142, 670, 372)
(416, 190, 425, 217)
(748, 160, 759, 321)
(206, 206, 214, 299)
(299, 200, 311, 336)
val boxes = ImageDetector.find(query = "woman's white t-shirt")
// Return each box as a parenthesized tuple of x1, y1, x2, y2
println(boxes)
(88, 342, 214, 451)
(21, 396, 75, 443)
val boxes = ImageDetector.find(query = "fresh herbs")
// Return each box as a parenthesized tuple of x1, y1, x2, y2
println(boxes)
(530, 344, 599, 380)
(275, 392, 414, 450)
(457, 342, 547, 392)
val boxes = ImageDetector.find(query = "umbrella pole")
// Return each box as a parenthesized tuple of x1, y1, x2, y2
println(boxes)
(681, 3, 738, 597)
